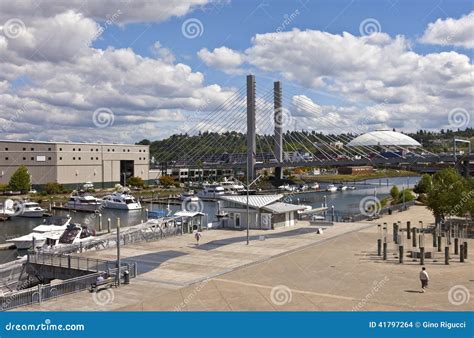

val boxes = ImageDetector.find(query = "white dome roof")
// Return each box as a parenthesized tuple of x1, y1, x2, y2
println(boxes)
(347, 130, 421, 147)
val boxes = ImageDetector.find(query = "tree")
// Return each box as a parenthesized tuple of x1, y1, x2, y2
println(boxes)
(159, 175, 175, 187)
(390, 185, 399, 202)
(8, 166, 30, 192)
(426, 168, 467, 223)
(136, 139, 150, 145)
(127, 176, 144, 188)
(399, 189, 415, 203)
(413, 174, 432, 194)
(44, 182, 64, 195)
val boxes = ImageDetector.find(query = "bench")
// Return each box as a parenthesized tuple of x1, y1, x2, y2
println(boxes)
(89, 277, 115, 292)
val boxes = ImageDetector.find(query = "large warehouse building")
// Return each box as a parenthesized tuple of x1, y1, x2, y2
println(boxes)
(0, 140, 149, 189)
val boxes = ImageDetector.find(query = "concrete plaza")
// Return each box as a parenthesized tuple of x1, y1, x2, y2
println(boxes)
(18, 206, 473, 311)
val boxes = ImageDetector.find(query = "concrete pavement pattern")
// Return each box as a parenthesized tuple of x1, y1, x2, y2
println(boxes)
(18, 206, 473, 311)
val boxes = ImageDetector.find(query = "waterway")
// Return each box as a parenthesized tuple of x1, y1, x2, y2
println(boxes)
(0, 176, 419, 264)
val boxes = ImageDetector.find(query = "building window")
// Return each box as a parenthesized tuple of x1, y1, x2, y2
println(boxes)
(73, 148, 75, 151)
(59, 148, 62, 151)
(96, 157, 99, 160)
(78, 157, 81, 160)
(91, 157, 94, 160)
(48, 147, 51, 151)
(48, 157, 51, 160)
(91, 148, 93, 152)
(107, 149, 110, 152)
(96, 148, 99, 152)
(127, 149, 130, 152)
(112, 149, 115, 152)
(5, 148, 8, 151)
(5, 157, 8, 160)
(30, 148, 34, 151)
(123, 149, 126, 152)
(78, 148, 81, 151)
(23, 148, 26, 151)
(30, 157, 34, 160)
(73, 157, 75, 160)
(59, 157, 62, 160)
(23, 157, 26, 160)
(138, 149, 141, 152)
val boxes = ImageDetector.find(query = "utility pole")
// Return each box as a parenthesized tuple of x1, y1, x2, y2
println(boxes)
(116, 217, 121, 286)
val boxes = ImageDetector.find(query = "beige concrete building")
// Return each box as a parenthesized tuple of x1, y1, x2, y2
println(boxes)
(0, 140, 149, 189)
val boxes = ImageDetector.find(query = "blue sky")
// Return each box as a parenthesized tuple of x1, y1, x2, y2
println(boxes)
(0, 0, 472, 143)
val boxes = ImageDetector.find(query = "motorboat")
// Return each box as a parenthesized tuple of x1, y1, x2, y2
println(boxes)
(219, 179, 245, 195)
(42, 223, 95, 249)
(102, 192, 142, 210)
(347, 186, 356, 190)
(16, 201, 46, 217)
(337, 185, 348, 191)
(310, 183, 320, 190)
(7, 216, 72, 250)
(197, 184, 225, 199)
(179, 190, 196, 201)
(278, 184, 296, 192)
(65, 191, 103, 211)
(326, 184, 338, 192)
(298, 184, 309, 192)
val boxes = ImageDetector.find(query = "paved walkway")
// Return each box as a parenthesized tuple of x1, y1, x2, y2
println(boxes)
(18, 206, 473, 311)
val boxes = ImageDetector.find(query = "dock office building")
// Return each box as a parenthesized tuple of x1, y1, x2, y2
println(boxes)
(0, 140, 149, 190)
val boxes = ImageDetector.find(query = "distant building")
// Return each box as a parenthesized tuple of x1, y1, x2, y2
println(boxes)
(219, 194, 306, 229)
(338, 166, 374, 175)
(0, 140, 149, 189)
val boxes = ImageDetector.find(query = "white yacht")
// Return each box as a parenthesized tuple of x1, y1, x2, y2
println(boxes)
(7, 216, 71, 250)
(337, 185, 348, 191)
(42, 223, 95, 250)
(102, 192, 141, 210)
(17, 201, 46, 218)
(197, 184, 225, 199)
(179, 190, 196, 201)
(65, 191, 103, 211)
(310, 182, 320, 190)
(279, 184, 297, 192)
(220, 179, 245, 195)
(326, 184, 338, 192)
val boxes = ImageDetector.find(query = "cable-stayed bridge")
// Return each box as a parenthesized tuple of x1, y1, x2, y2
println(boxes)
(158, 75, 472, 179)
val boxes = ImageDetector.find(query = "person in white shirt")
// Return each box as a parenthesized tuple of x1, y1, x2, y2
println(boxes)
(419, 267, 429, 292)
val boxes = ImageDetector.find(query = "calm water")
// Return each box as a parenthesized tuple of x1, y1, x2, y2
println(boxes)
(0, 176, 419, 264)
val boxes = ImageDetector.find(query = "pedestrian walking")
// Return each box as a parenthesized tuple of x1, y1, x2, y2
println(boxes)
(419, 267, 429, 292)
(194, 230, 202, 246)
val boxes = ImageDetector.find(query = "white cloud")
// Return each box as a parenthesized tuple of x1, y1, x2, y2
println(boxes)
(0, 0, 216, 24)
(420, 11, 474, 49)
(0, 2, 236, 143)
(204, 28, 473, 132)
(198, 46, 245, 74)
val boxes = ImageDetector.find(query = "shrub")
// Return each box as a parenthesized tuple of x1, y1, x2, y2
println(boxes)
(159, 175, 176, 187)
(127, 176, 144, 188)
(44, 182, 64, 195)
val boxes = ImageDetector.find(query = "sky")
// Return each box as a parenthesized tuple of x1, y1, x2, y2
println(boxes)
(0, 0, 472, 144)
